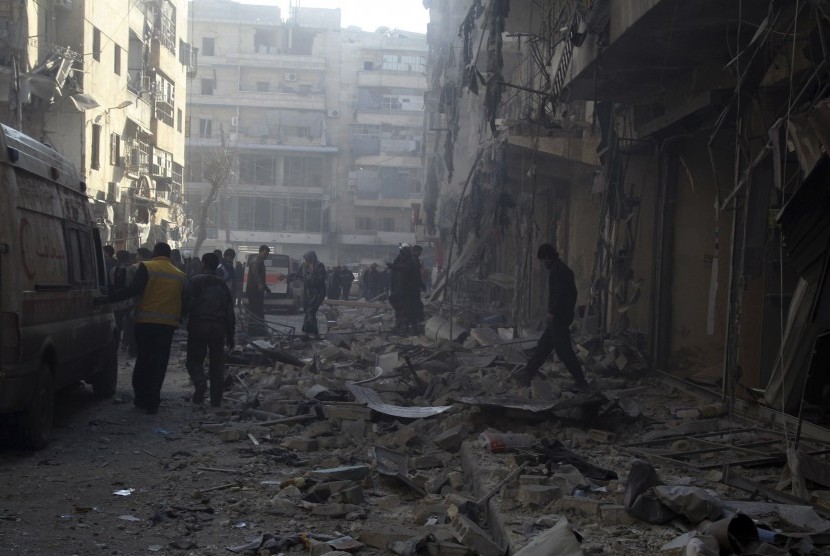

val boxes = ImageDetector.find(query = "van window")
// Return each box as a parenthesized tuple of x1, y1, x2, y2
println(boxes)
(67, 228, 96, 286)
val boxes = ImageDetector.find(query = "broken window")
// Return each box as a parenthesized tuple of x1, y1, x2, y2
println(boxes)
(238, 154, 277, 185)
(198, 118, 212, 138)
(154, 74, 175, 127)
(381, 54, 424, 72)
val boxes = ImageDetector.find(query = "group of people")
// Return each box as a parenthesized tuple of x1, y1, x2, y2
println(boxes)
(102, 236, 588, 416)
(104, 243, 236, 413)
(325, 266, 356, 301)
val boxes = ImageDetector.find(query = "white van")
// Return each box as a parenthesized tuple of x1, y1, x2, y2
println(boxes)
(0, 124, 118, 448)
(242, 253, 303, 314)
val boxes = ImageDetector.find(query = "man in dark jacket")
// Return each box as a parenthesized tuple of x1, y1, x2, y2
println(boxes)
(339, 266, 354, 301)
(301, 251, 327, 338)
(513, 244, 587, 388)
(185, 252, 236, 407)
(389, 244, 419, 333)
(245, 245, 270, 336)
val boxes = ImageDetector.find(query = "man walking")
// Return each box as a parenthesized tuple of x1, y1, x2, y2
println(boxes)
(185, 252, 235, 407)
(108, 242, 186, 414)
(339, 266, 354, 301)
(245, 245, 270, 336)
(301, 251, 327, 338)
(512, 244, 588, 388)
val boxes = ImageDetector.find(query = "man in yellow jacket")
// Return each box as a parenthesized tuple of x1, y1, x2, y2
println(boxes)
(109, 242, 186, 414)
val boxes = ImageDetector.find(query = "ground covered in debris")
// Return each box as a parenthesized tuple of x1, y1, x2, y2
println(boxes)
(1, 305, 829, 555)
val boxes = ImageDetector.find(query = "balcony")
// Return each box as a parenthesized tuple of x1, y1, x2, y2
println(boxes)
(338, 231, 415, 246)
(191, 90, 326, 111)
(229, 230, 323, 245)
(199, 53, 327, 71)
(357, 71, 426, 89)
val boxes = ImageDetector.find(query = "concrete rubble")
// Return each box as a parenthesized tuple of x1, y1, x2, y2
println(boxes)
(181, 302, 830, 555)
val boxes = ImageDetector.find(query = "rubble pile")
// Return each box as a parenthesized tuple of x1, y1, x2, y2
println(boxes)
(153, 304, 830, 555)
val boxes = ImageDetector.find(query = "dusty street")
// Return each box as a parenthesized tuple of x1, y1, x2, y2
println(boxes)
(1, 305, 829, 556)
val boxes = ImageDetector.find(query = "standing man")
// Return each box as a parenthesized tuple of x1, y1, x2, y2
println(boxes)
(107, 242, 186, 414)
(218, 248, 236, 293)
(327, 265, 341, 300)
(301, 251, 327, 338)
(103, 245, 117, 278)
(185, 252, 235, 407)
(245, 245, 271, 336)
(339, 266, 354, 301)
(513, 243, 588, 388)
(389, 244, 418, 333)
(110, 250, 138, 351)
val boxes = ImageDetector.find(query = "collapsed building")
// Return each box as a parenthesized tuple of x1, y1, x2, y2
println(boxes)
(422, 0, 830, 424)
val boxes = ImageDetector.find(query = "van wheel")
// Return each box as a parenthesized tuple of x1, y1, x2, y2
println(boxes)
(91, 338, 118, 399)
(18, 363, 54, 450)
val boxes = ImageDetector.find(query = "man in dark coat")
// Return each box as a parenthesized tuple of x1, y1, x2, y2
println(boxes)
(245, 245, 270, 336)
(327, 265, 341, 300)
(185, 252, 236, 407)
(301, 251, 327, 338)
(513, 244, 588, 388)
(339, 266, 354, 301)
(389, 244, 419, 332)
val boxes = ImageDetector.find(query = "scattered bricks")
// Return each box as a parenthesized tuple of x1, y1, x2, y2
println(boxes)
(309, 465, 371, 482)
(378, 495, 402, 511)
(519, 485, 562, 507)
(391, 424, 423, 448)
(310, 503, 362, 517)
(283, 437, 319, 452)
(305, 481, 355, 503)
(554, 496, 602, 516)
(340, 420, 366, 441)
(450, 514, 503, 556)
(600, 504, 636, 525)
(587, 429, 615, 443)
(425, 473, 449, 494)
(433, 425, 468, 452)
(304, 421, 333, 438)
(338, 485, 365, 505)
(324, 405, 373, 421)
(346, 508, 367, 521)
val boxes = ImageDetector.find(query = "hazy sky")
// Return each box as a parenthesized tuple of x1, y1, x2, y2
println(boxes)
(246, 0, 430, 34)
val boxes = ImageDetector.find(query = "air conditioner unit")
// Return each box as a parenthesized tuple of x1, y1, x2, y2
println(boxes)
(284, 72, 298, 82)
(230, 116, 238, 127)
(327, 109, 340, 118)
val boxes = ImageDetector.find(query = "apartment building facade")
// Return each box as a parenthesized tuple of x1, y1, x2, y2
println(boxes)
(185, 0, 426, 264)
(0, 0, 193, 250)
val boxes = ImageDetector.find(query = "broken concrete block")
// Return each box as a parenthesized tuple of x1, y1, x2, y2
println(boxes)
(359, 525, 418, 549)
(554, 496, 602, 516)
(600, 504, 636, 525)
(414, 504, 449, 525)
(307, 539, 333, 556)
(305, 421, 333, 438)
(324, 405, 373, 421)
(338, 485, 365, 505)
(587, 429, 615, 443)
(433, 424, 468, 452)
(283, 437, 319, 452)
(309, 465, 370, 482)
(269, 497, 297, 515)
(519, 485, 562, 507)
(391, 424, 423, 448)
(448, 471, 465, 490)
(378, 495, 402, 511)
(512, 518, 582, 556)
(341, 419, 366, 441)
(450, 514, 503, 556)
(519, 475, 548, 486)
(411, 452, 444, 469)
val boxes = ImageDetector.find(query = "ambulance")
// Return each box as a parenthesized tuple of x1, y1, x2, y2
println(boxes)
(0, 124, 118, 448)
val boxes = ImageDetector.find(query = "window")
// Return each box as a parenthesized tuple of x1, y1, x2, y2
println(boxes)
(109, 133, 121, 166)
(93, 27, 101, 61)
(284, 157, 324, 187)
(238, 154, 277, 185)
(380, 218, 395, 232)
(114, 44, 121, 75)
(201, 78, 214, 95)
(177, 108, 182, 132)
(233, 196, 321, 232)
(356, 217, 373, 231)
(363, 61, 374, 70)
(256, 81, 269, 92)
(381, 54, 425, 72)
(67, 228, 95, 286)
(159, 0, 176, 53)
(198, 118, 212, 138)
(91, 124, 101, 170)
(202, 37, 215, 56)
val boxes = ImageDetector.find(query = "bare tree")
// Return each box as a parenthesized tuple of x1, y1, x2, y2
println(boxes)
(192, 127, 233, 257)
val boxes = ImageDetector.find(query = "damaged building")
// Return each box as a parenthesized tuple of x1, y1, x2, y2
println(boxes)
(422, 1, 830, 425)
(0, 0, 193, 249)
